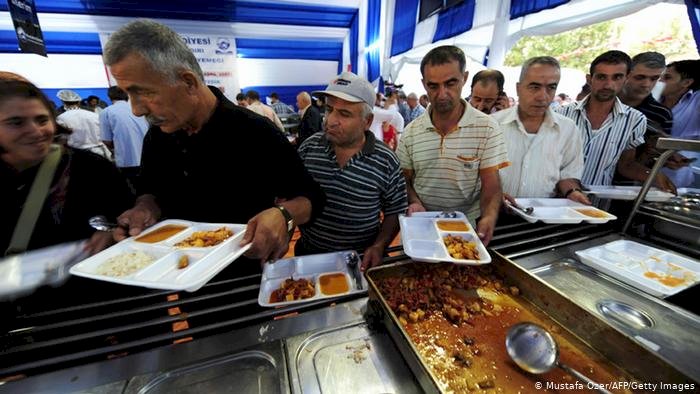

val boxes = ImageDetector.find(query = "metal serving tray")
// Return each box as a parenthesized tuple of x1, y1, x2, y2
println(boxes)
(366, 256, 696, 393)
(126, 341, 288, 394)
(258, 251, 367, 307)
(529, 258, 700, 381)
(285, 321, 422, 394)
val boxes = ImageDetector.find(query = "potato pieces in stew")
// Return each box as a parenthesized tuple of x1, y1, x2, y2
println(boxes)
(443, 235, 480, 260)
(270, 278, 315, 303)
(175, 227, 233, 248)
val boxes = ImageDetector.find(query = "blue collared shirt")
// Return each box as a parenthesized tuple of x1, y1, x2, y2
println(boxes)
(99, 100, 149, 167)
(663, 90, 700, 187)
(670, 89, 700, 140)
(407, 104, 425, 124)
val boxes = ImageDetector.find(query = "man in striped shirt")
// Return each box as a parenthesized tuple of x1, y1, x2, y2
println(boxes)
(270, 92, 294, 116)
(555, 50, 675, 192)
(297, 72, 408, 270)
(397, 46, 509, 245)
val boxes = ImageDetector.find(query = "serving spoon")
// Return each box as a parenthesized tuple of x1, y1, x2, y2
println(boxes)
(510, 201, 535, 215)
(505, 322, 612, 394)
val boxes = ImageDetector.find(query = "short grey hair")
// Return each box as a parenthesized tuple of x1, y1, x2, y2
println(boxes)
(297, 91, 311, 103)
(519, 56, 560, 82)
(631, 51, 666, 70)
(103, 19, 204, 83)
(407, 92, 418, 100)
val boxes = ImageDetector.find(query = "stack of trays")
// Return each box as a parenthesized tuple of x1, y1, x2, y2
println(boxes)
(584, 185, 674, 201)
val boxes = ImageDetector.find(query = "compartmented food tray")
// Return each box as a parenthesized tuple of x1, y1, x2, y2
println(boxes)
(70, 219, 250, 292)
(507, 198, 617, 224)
(258, 250, 367, 307)
(584, 185, 674, 201)
(575, 240, 700, 298)
(399, 212, 491, 265)
(677, 187, 700, 197)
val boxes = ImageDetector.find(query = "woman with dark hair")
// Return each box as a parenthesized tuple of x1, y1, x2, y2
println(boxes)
(0, 79, 134, 256)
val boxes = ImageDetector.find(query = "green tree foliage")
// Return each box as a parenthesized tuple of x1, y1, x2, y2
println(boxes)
(505, 21, 618, 72)
(629, 19, 693, 60)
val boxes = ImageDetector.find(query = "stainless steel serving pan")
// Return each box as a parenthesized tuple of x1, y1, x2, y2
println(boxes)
(366, 254, 696, 393)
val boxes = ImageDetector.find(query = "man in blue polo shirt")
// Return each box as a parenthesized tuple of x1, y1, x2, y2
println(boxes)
(297, 72, 408, 270)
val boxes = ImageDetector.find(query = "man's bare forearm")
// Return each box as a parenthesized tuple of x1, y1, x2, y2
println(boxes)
(373, 214, 400, 250)
(480, 187, 501, 220)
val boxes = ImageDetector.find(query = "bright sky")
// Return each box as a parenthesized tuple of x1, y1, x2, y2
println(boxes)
(615, 3, 697, 61)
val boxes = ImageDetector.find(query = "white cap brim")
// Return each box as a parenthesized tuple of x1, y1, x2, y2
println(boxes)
(311, 90, 364, 104)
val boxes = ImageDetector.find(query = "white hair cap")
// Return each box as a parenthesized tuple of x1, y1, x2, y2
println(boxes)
(57, 89, 81, 102)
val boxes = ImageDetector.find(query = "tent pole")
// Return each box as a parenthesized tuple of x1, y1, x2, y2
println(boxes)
(487, 0, 512, 68)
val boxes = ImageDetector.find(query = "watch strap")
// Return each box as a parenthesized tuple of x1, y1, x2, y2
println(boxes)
(564, 187, 583, 198)
(275, 205, 294, 236)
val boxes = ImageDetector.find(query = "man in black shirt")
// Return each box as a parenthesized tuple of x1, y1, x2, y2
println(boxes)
(620, 52, 673, 134)
(295, 91, 322, 147)
(103, 20, 324, 262)
(619, 51, 687, 170)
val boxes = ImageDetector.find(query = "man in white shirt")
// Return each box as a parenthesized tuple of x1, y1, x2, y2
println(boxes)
(56, 89, 112, 160)
(245, 90, 284, 132)
(493, 57, 589, 204)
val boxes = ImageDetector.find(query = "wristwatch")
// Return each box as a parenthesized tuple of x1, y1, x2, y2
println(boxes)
(564, 187, 584, 198)
(275, 205, 295, 238)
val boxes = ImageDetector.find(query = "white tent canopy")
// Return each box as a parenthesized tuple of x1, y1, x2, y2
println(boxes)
(384, 0, 677, 83)
(0, 0, 694, 104)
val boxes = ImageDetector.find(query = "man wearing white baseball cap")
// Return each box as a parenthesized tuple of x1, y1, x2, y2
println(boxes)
(296, 72, 408, 270)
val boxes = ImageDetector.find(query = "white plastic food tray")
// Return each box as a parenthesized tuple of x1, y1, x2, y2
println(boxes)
(70, 220, 250, 292)
(584, 185, 674, 202)
(575, 240, 699, 298)
(507, 198, 617, 224)
(399, 211, 491, 265)
(258, 250, 367, 307)
(0, 240, 88, 299)
(677, 187, 700, 196)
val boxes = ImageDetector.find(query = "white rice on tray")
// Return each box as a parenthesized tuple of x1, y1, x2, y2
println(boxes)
(96, 250, 156, 277)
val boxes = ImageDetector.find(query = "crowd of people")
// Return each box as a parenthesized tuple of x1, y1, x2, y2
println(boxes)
(1, 19, 698, 277)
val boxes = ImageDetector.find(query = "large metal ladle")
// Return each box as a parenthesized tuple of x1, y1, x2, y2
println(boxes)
(506, 322, 612, 394)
